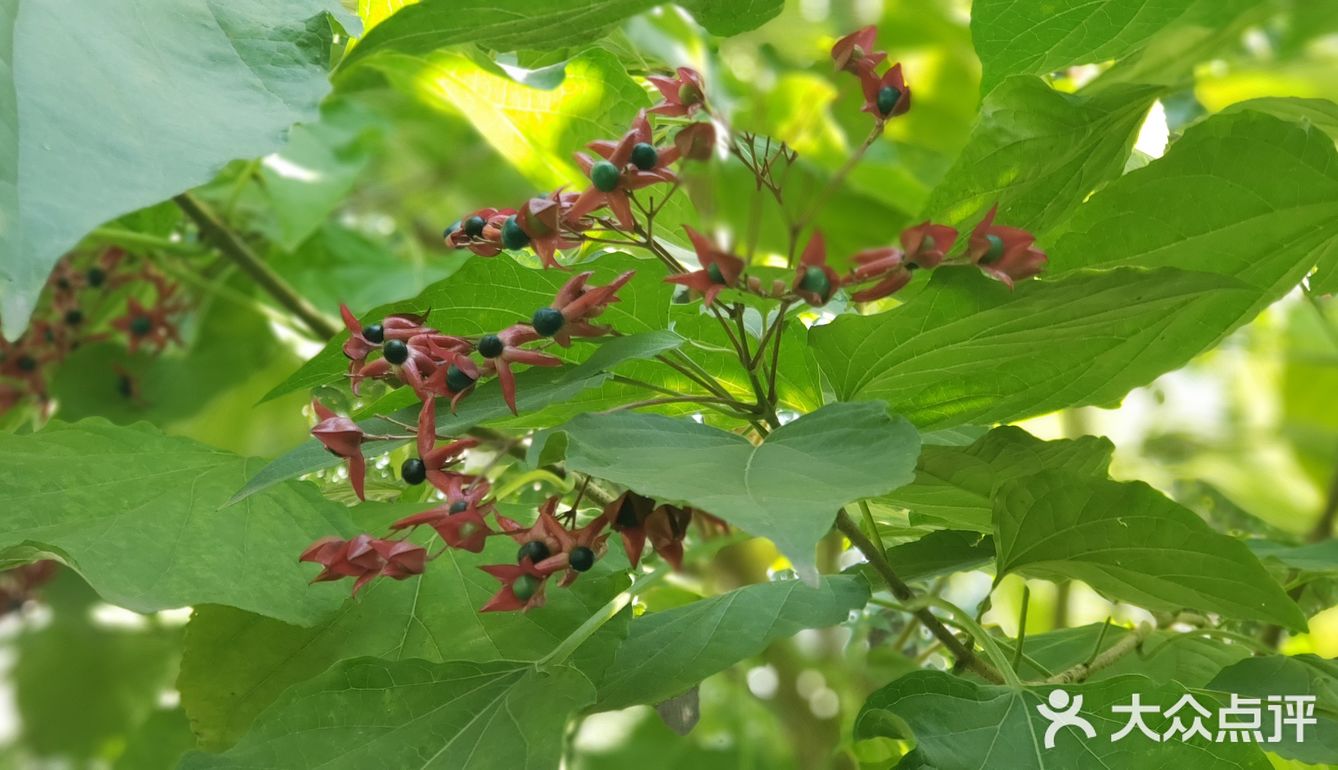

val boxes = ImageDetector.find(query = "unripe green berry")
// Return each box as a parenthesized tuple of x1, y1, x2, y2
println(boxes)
(591, 160, 621, 192)
(983, 234, 1005, 263)
(512, 573, 541, 601)
(799, 266, 832, 300)
(449, 500, 469, 514)
(876, 85, 901, 116)
(501, 216, 530, 250)
(706, 262, 726, 284)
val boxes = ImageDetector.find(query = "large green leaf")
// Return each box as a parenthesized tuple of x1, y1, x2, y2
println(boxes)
(1049, 110, 1338, 324)
(994, 470, 1307, 630)
(878, 530, 995, 581)
(856, 671, 1270, 769)
(234, 329, 683, 503)
(880, 426, 1113, 532)
(180, 658, 592, 770)
(532, 402, 921, 578)
(970, 0, 1239, 94)
(0, 420, 353, 624)
(922, 77, 1159, 236)
(596, 576, 870, 710)
(0, 0, 347, 339)
(261, 252, 668, 402)
(1206, 655, 1338, 765)
(180, 519, 628, 750)
(341, 0, 778, 70)
(811, 266, 1253, 430)
(370, 48, 649, 189)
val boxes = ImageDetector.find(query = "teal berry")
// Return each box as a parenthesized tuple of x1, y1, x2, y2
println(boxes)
(517, 540, 551, 564)
(984, 234, 1005, 263)
(512, 573, 542, 601)
(531, 307, 565, 337)
(591, 160, 621, 192)
(706, 262, 726, 284)
(401, 458, 427, 485)
(442, 220, 460, 240)
(383, 338, 409, 365)
(569, 546, 596, 572)
(501, 216, 530, 250)
(449, 500, 469, 514)
(876, 85, 901, 116)
(631, 142, 659, 171)
(799, 265, 832, 300)
(446, 364, 475, 393)
(128, 315, 153, 337)
(478, 334, 504, 359)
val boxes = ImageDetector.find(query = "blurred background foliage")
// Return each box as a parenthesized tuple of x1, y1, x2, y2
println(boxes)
(3, 0, 1337, 767)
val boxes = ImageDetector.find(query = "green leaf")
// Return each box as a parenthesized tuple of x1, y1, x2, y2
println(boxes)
(0, 419, 354, 624)
(970, 0, 1236, 94)
(261, 252, 667, 402)
(370, 48, 649, 189)
(234, 329, 683, 503)
(1251, 539, 1338, 575)
(180, 658, 593, 770)
(113, 708, 198, 770)
(880, 426, 1113, 532)
(1, 0, 346, 339)
(180, 520, 627, 750)
(341, 0, 777, 71)
(1206, 655, 1338, 765)
(922, 77, 1160, 237)
(596, 576, 869, 709)
(879, 530, 995, 581)
(994, 470, 1307, 630)
(1049, 110, 1338, 325)
(258, 100, 381, 251)
(533, 402, 920, 579)
(811, 266, 1254, 430)
(856, 671, 1270, 769)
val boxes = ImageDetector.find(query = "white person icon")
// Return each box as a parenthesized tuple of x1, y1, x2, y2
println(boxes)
(1037, 689, 1097, 748)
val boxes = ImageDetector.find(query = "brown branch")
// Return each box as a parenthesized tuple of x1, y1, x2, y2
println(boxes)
(174, 193, 339, 339)
(835, 510, 1004, 683)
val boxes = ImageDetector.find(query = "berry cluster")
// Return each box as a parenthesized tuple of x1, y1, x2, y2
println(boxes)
(442, 73, 713, 269)
(0, 247, 186, 416)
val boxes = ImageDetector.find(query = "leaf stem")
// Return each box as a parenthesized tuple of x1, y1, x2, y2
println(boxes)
(834, 510, 1006, 684)
(174, 193, 340, 339)
(1011, 585, 1030, 673)
(538, 565, 671, 670)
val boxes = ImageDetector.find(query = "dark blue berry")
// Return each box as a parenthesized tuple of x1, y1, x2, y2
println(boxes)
(569, 546, 596, 572)
(876, 85, 901, 116)
(446, 364, 475, 393)
(478, 334, 504, 359)
(383, 338, 409, 365)
(531, 307, 564, 337)
(631, 143, 659, 171)
(362, 323, 385, 344)
(463, 216, 487, 238)
(517, 540, 551, 564)
(401, 458, 427, 485)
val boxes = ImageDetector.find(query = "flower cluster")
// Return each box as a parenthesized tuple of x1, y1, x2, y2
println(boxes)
(832, 25, 910, 120)
(670, 205, 1046, 308)
(1, 248, 186, 417)
(443, 73, 714, 270)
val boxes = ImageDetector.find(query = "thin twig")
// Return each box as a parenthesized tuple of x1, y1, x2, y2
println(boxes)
(1046, 622, 1153, 684)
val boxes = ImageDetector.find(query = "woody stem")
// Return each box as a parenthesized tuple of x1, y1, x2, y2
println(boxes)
(834, 510, 1005, 684)
(174, 193, 340, 339)
(1045, 622, 1153, 684)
